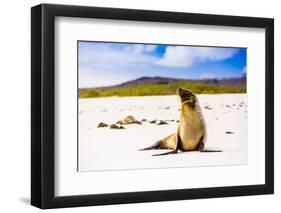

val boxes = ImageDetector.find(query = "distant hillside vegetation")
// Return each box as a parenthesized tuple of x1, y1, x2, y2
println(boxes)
(79, 76, 246, 98)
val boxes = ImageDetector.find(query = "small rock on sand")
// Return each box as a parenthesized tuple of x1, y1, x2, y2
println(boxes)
(117, 115, 141, 125)
(150, 120, 157, 124)
(97, 122, 108, 128)
(110, 124, 125, 129)
(204, 106, 212, 110)
(110, 124, 119, 129)
(225, 131, 234, 134)
(157, 120, 168, 125)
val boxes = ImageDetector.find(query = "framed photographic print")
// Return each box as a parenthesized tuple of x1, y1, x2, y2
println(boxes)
(31, 3, 274, 209)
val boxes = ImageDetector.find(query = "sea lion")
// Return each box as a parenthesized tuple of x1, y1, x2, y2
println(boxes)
(139, 88, 221, 156)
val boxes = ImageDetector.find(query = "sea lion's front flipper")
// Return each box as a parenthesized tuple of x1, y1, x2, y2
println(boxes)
(152, 129, 181, 156)
(198, 137, 222, 152)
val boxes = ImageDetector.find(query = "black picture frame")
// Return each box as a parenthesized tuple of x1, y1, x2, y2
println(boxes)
(31, 3, 274, 209)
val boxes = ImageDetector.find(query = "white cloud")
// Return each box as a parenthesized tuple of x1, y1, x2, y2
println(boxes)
(157, 46, 238, 68)
(144, 45, 157, 52)
(78, 43, 159, 87)
(79, 68, 132, 88)
(123, 44, 156, 54)
(79, 43, 157, 66)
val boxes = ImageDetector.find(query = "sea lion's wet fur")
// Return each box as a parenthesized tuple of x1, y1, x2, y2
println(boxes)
(139, 88, 220, 156)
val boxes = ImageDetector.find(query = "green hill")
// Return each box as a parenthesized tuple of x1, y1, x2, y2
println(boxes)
(79, 80, 246, 98)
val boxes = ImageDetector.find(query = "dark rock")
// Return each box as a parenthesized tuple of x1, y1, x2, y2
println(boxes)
(157, 120, 168, 125)
(204, 106, 212, 110)
(225, 131, 234, 134)
(110, 124, 120, 129)
(150, 120, 157, 124)
(97, 122, 108, 128)
(110, 124, 125, 129)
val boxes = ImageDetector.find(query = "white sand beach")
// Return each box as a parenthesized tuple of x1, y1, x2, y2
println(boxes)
(78, 94, 247, 172)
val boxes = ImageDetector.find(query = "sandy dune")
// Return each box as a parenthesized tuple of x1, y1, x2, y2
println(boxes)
(78, 94, 247, 172)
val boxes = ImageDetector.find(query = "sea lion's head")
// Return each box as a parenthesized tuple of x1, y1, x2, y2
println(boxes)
(177, 88, 197, 105)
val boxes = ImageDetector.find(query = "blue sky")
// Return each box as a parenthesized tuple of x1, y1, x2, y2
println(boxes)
(78, 41, 246, 88)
